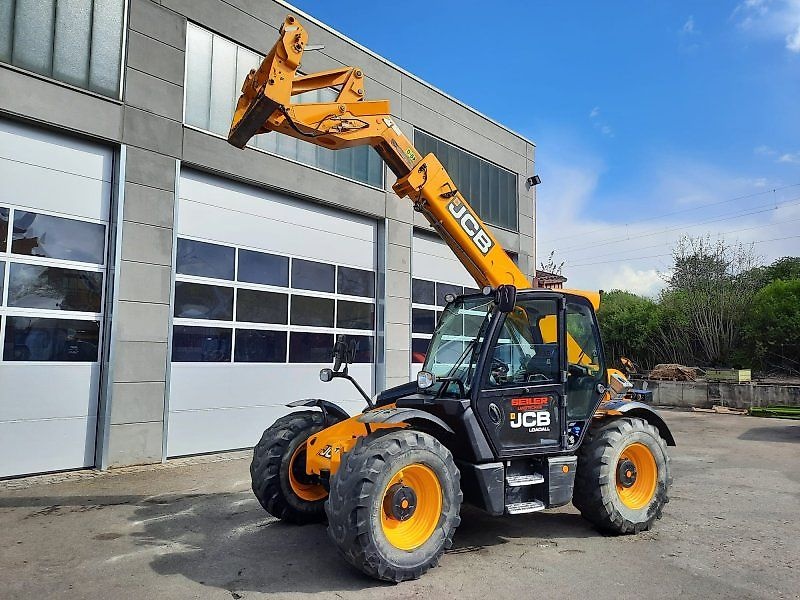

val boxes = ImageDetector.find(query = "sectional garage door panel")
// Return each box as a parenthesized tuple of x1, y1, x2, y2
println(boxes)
(168, 364, 369, 457)
(0, 120, 112, 221)
(0, 417, 97, 478)
(168, 170, 377, 457)
(0, 119, 111, 478)
(178, 170, 376, 270)
(412, 234, 476, 286)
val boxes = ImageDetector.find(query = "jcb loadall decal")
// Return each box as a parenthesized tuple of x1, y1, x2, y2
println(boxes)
(446, 198, 495, 255)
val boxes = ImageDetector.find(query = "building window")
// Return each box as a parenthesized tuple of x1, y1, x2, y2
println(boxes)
(0, 0, 125, 97)
(414, 130, 518, 231)
(183, 23, 384, 189)
(0, 205, 107, 363)
(172, 237, 376, 364)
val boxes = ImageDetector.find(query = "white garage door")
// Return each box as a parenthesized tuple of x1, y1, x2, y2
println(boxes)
(167, 170, 378, 457)
(0, 119, 111, 478)
(411, 232, 479, 366)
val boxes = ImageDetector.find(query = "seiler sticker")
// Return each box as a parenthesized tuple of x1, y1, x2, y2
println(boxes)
(509, 396, 552, 432)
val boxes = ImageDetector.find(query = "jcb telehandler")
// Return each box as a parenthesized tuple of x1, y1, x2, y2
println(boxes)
(227, 15, 674, 582)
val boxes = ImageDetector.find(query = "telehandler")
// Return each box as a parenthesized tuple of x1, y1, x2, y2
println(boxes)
(227, 15, 674, 582)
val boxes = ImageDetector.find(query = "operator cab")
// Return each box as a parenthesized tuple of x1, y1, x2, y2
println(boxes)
(412, 287, 607, 458)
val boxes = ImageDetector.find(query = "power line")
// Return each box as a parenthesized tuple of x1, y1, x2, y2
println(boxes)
(561, 215, 800, 264)
(537, 182, 800, 247)
(566, 233, 800, 268)
(550, 196, 800, 255)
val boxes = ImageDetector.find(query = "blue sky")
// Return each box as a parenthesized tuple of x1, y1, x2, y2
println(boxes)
(290, 0, 800, 294)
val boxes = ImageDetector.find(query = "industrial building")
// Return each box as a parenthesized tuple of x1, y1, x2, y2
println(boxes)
(0, 0, 536, 477)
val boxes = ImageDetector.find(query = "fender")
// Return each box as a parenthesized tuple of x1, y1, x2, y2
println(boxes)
(359, 407, 454, 434)
(595, 400, 676, 446)
(286, 398, 350, 425)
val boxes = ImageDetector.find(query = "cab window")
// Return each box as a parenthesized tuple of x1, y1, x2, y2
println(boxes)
(565, 300, 605, 420)
(486, 299, 560, 387)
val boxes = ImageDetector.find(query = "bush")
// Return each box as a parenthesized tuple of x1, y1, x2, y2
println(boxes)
(742, 279, 800, 373)
(597, 290, 661, 369)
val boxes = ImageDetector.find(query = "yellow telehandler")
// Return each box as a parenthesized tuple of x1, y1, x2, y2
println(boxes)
(227, 15, 675, 582)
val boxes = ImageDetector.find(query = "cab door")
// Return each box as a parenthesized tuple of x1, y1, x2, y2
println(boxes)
(474, 294, 567, 458)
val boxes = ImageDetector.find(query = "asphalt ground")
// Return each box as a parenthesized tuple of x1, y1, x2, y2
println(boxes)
(0, 409, 798, 600)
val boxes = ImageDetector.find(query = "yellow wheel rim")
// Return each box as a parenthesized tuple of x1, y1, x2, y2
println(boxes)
(288, 443, 327, 502)
(616, 442, 657, 510)
(380, 463, 442, 551)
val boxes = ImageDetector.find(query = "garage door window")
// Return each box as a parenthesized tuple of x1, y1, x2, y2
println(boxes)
(172, 325, 232, 362)
(238, 250, 288, 287)
(172, 237, 376, 364)
(176, 239, 235, 280)
(0, 206, 106, 363)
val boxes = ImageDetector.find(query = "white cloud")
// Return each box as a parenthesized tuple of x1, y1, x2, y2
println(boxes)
(588, 106, 613, 137)
(778, 152, 800, 163)
(682, 16, 696, 34)
(607, 266, 665, 297)
(754, 144, 776, 156)
(755, 145, 800, 164)
(732, 0, 800, 52)
(533, 137, 799, 297)
(787, 25, 800, 50)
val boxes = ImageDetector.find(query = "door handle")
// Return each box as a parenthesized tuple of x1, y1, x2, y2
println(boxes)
(488, 403, 503, 426)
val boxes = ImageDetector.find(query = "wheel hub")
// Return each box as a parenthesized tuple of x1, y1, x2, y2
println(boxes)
(383, 483, 418, 521)
(617, 458, 638, 488)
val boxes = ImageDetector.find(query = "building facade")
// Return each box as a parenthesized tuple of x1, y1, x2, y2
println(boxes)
(0, 0, 536, 477)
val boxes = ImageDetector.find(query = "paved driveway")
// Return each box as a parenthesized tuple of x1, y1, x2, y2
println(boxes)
(1, 409, 798, 600)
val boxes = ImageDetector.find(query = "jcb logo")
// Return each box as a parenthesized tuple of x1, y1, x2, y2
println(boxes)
(447, 199, 494, 255)
(510, 411, 551, 429)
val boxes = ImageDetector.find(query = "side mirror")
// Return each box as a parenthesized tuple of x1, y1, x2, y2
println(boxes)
(494, 284, 517, 313)
(417, 370, 435, 390)
(331, 335, 360, 372)
(319, 368, 333, 382)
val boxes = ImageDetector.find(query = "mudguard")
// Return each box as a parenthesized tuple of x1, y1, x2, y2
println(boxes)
(595, 400, 676, 446)
(358, 407, 454, 434)
(286, 398, 350, 425)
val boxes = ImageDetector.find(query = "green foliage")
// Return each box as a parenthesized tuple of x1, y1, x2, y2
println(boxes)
(742, 279, 800, 373)
(597, 290, 662, 369)
(748, 256, 800, 288)
(595, 242, 799, 374)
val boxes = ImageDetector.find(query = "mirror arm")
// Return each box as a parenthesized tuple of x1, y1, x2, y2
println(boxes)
(434, 376, 466, 398)
(342, 373, 374, 408)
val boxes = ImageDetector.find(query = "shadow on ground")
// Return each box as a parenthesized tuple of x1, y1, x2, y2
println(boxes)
(738, 425, 800, 443)
(123, 489, 597, 596)
(0, 486, 600, 596)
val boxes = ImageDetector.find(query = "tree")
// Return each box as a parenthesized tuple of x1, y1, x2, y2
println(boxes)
(539, 250, 564, 275)
(748, 256, 800, 287)
(742, 279, 800, 374)
(662, 236, 760, 366)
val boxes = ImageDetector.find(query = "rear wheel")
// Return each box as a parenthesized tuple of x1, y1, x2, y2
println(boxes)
(326, 429, 462, 582)
(573, 417, 671, 534)
(250, 411, 329, 524)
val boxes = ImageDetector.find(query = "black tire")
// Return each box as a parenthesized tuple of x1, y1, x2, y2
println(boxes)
(326, 429, 462, 582)
(250, 410, 328, 524)
(573, 417, 671, 534)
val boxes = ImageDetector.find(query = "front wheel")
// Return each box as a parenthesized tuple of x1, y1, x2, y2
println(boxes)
(326, 429, 462, 582)
(573, 417, 671, 534)
(250, 410, 329, 524)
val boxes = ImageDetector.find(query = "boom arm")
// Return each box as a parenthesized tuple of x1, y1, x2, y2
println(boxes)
(228, 15, 529, 289)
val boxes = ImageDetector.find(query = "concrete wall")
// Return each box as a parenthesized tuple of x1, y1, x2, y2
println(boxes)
(633, 379, 800, 410)
(0, 0, 536, 468)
